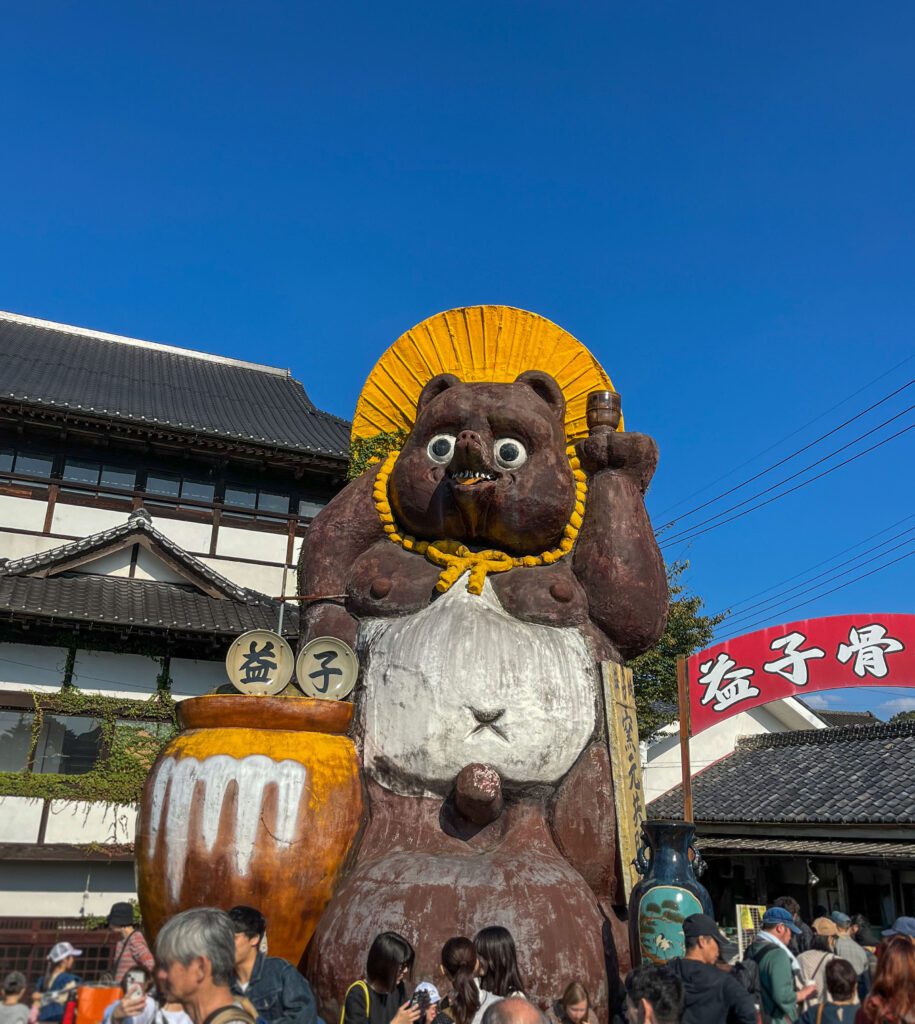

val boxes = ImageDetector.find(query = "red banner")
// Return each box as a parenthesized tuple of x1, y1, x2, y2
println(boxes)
(687, 613, 915, 735)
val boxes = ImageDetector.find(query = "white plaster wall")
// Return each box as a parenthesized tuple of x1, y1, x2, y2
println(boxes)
(201, 556, 284, 595)
(0, 860, 136, 917)
(149, 517, 212, 552)
(71, 546, 135, 577)
(0, 643, 70, 693)
(216, 525, 287, 564)
(0, 494, 48, 532)
(0, 531, 61, 561)
(72, 650, 161, 698)
(291, 536, 304, 566)
(643, 703, 791, 805)
(168, 657, 228, 700)
(45, 801, 137, 844)
(0, 796, 43, 842)
(133, 545, 188, 584)
(51, 503, 128, 536)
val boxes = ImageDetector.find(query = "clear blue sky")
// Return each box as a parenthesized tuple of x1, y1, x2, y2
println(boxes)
(1, 2, 912, 717)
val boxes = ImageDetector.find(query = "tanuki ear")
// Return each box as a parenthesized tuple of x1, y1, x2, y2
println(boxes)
(417, 373, 462, 413)
(515, 370, 566, 421)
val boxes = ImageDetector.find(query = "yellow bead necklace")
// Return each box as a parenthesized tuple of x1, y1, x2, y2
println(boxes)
(371, 447, 588, 595)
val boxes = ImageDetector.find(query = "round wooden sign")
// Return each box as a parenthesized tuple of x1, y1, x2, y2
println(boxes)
(225, 630, 295, 695)
(296, 636, 359, 700)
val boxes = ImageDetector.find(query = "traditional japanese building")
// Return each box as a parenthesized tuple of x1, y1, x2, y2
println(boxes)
(649, 720, 915, 927)
(0, 310, 349, 936)
(641, 696, 828, 806)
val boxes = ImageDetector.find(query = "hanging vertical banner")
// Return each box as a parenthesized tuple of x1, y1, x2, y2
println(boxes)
(687, 613, 915, 736)
(603, 661, 646, 899)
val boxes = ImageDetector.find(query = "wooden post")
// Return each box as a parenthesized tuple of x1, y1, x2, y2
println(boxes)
(677, 656, 694, 823)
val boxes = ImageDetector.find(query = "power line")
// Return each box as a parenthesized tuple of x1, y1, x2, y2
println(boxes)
(661, 405, 913, 545)
(657, 379, 914, 534)
(713, 547, 915, 641)
(660, 419, 914, 549)
(653, 353, 915, 521)
(718, 527, 915, 629)
(711, 512, 915, 617)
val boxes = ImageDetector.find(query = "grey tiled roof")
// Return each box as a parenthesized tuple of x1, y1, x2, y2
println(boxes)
(0, 509, 297, 637)
(0, 508, 247, 601)
(0, 573, 297, 637)
(649, 722, 915, 825)
(0, 311, 350, 458)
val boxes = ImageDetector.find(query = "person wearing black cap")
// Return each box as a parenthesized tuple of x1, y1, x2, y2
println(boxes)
(668, 915, 756, 1024)
(108, 902, 155, 985)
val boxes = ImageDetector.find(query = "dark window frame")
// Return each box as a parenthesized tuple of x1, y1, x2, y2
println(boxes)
(0, 440, 328, 528)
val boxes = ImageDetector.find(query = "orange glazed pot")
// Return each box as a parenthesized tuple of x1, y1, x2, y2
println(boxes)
(136, 695, 363, 964)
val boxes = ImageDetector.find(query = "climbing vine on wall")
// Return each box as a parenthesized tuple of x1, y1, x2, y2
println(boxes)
(0, 688, 177, 804)
(348, 429, 407, 480)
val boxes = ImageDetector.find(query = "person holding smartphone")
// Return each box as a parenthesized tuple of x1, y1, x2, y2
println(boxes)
(103, 968, 159, 1024)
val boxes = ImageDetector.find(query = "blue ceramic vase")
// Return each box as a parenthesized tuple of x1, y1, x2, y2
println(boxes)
(629, 818, 714, 965)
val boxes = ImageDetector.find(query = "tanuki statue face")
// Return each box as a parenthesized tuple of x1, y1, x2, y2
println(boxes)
(388, 371, 575, 555)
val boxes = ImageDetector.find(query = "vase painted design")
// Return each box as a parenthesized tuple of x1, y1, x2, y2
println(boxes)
(136, 695, 364, 965)
(629, 819, 713, 965)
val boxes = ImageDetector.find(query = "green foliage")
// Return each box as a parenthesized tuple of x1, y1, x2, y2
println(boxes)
(348, 430, 407, 480)
(0, 688, 177, 804)
(890, 709, 915, 723)
(628, 561, 728, 741)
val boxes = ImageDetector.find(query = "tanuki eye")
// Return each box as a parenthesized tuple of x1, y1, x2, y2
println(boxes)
(427, 434, 456, 464)
(493, 438, 527, 469)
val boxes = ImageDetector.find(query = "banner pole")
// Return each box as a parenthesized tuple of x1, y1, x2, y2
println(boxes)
(677, 656, 694, 823)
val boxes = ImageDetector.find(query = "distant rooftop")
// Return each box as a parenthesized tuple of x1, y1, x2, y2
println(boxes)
(0, 310, 350, 460)
(798, 703, 882, 728)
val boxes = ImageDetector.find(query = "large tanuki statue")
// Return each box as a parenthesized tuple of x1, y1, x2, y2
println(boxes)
(300, 307, 667, 1017)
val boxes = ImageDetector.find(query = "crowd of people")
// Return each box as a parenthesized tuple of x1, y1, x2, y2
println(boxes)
(2, 900, 914, 1024)
(627, 901, 915, 1024)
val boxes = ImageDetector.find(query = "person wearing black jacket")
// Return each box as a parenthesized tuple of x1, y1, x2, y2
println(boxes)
(669, 916, 756, 1024)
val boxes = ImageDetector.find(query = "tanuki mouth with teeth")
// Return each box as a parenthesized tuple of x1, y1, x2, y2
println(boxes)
(447, 468, 498, 485)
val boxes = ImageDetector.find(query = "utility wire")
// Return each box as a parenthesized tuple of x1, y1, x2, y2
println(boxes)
(718, 526, 915, 628)
(658, 379, 913, 533)
(654, 354, 915, 521)
(712, 512, 915, 617)
(719, 534, 915, 633)
(660, 418, 914, 549)
(661, 404, 913, 545)
(713, 547, 915, 642)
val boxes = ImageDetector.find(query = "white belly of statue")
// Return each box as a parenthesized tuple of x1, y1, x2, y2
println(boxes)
(358, 576, 598, 796)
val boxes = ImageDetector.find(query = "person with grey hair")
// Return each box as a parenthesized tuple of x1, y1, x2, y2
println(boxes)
(155, 909, 257, 1024)
(480, 998, 548, 1024)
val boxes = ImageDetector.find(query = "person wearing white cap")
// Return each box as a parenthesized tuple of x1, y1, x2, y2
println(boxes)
(32, 944, 82, 1023)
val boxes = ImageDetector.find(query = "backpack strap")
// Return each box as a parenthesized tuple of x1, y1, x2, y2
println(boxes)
(340, 981, 371, 1024)
(205, 1006, 257, 1024)
(748, 943, 780, 966)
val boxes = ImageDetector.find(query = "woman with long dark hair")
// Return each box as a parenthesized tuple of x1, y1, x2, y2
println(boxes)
(855, 936, 915, 1024)
(439, 938, 499, 1024)
(341, 932, 421, 1024)
(473, 928, 526, 1000)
